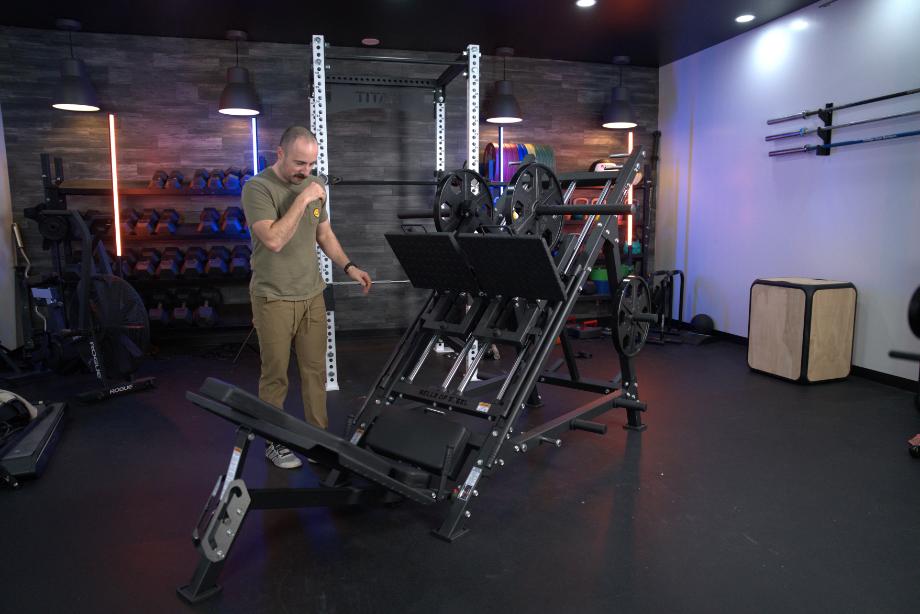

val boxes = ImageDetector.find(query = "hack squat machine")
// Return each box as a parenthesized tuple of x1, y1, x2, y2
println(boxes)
(177, 37, 659, 604)
(178, 145, 657, 603)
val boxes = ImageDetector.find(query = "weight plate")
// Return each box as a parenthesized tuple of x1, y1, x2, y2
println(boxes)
(433, 169, 494, 233)
(38, 215, 70, 242)
(909, 286, 920, 338)
(501, 162, 564, 249)
(612, 275, 652, 358)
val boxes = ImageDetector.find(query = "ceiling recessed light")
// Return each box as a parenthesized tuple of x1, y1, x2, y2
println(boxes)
(736, 14, 755, 23)
(790, 18, 808, 30)
(576, 0, 596, 7)
(361, 37, 380, 46)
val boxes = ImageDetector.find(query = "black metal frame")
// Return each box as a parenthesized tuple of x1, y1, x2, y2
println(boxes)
(327, 147, 648, 541)
(178, 148, 652, 602)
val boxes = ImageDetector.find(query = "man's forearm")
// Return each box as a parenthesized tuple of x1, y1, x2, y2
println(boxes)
(317, 231, 350, 268)
(265, 200, 307, 251)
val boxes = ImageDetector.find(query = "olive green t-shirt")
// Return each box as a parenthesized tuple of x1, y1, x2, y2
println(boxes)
(241, 167, 329, 300)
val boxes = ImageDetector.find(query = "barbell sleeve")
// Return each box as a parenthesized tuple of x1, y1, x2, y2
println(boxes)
(768, 145, 812, 157)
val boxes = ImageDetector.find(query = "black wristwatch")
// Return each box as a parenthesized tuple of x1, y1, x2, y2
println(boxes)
(343, 261, 356, 273)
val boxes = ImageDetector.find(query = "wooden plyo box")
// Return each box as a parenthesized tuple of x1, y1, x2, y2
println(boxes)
(747, 278, 857, 383)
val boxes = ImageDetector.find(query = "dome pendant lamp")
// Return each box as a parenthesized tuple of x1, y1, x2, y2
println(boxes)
(219, 30, 261, 116)
(602, 56, 637, 129)
(51, 19, 101, 112)
(486, 47, 523, 124)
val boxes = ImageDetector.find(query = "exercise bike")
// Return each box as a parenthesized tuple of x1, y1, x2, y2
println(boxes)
(13, 206, 156, 402)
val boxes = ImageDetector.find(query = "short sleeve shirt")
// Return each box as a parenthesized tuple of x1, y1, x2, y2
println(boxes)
(241, 167, 329, 300)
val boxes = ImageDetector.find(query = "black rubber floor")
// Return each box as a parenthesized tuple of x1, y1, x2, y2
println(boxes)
(2, 335, 918, 614)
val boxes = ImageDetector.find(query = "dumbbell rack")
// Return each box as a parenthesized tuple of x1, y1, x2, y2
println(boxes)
(38, 154, 256, 340)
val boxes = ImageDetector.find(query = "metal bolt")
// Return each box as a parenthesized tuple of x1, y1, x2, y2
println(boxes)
(472, 490, 479, 497)
(513, 445, 520, 453)
(521, 443, 528, 452)
(498, 459, 505, 466)
(491, 430, 498, 437)
(216, 550, 224, 558)
(464, 511, 471, 518)
(477, 459, 483, 466)
(236, 508, 242, 516)
(431, 492, 437, 499)
(226, 529, 233, 536)
(375, 399, 381, 405)
(247, 433, 254, 441)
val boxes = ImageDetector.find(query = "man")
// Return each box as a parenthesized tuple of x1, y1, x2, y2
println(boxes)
(242, 126, 372, 469)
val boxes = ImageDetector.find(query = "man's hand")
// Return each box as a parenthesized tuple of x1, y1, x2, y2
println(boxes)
(297, 181, 327, 207)
(347, 266, 372, 294)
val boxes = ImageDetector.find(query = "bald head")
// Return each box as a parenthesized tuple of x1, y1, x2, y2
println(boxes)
(279, 126, 316, 152)
(274, 126, 318, 185)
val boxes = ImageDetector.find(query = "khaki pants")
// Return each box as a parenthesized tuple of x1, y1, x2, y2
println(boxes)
(250, 294, 328, 429)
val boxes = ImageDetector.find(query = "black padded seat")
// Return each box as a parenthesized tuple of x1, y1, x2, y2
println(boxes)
(365, 407, 470, 476)
(189, 378, 435, 505)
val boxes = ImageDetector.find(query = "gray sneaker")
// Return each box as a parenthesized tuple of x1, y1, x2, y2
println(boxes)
(265, 442, 302, 469)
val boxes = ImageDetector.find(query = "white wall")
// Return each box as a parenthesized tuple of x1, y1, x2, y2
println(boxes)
(657, 0, 920, 378)
(0, 105, 17, 350)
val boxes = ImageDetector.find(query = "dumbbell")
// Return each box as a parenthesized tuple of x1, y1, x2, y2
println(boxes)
(180, 246, 208, 277)
(164, 170, 185, 189)
(172, 288, 200, 327)
(197, 208, 220, 234)
(230, 245, 252, 277)
(115, 248, 138, 278)
(220, 207, 247, 234)
(241, 167, 254, 186)
(199, 286, 224, 309)
(189, 169, 209, 190)
(207, 169, 225, 190)
(194, 287, 223, 327)
(171, 302, 193, 326)
(135, 209, 160, 237)
(147, 170, 168, 189)
(205, 246, 230, 277)
(156, 247, 185, 279)
(134, 248, 161, 279)
(194, 300, 218, 327)
(148, 303, 170, 327)
(121, 208, 139, 235)
(224, 167, 242, 191)
(154, 208, 180, 235)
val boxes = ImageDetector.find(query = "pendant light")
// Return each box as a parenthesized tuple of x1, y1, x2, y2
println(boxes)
(602, 56, 637, 129)
(219, 30, 261, 116)
(51, 19, 100, 112)
(486, 47, 523, 124)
